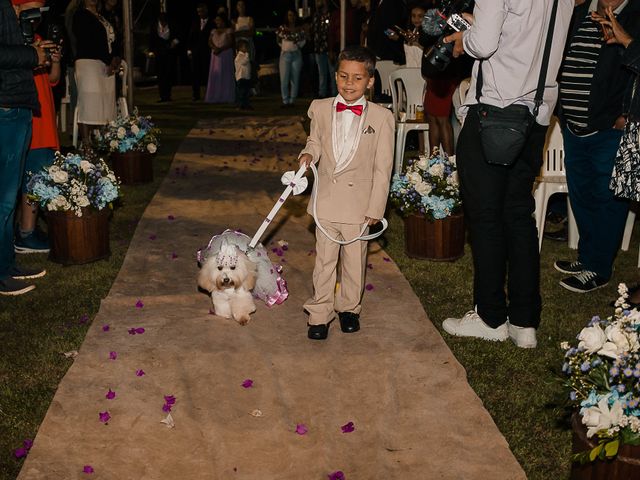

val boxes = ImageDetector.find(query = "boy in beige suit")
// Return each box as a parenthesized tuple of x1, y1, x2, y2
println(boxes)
(299, 46, 395, 340)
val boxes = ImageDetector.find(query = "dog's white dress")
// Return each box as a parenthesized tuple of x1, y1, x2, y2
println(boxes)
(197, 229, 288, 306)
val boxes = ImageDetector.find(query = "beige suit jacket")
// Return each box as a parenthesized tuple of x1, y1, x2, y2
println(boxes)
(300, 98, 395, 225)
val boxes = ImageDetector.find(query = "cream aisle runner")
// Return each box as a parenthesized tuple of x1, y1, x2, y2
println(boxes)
(19, 117, 525, 479)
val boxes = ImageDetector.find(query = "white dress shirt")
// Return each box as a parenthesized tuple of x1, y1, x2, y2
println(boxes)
(332, 94, 367, 173)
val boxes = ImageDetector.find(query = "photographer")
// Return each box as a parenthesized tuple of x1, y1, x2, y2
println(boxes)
(440, 0, 573, 348)
(0, 0, 52, 295)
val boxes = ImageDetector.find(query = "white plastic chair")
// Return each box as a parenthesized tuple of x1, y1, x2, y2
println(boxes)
(451, 77, 471, 125)
(533, 118, 578, 251)
(376, 60, 401, 98)
(620, 208, 640, 266)
(58, 71, 71, 133)
(389, 67, 430, 175)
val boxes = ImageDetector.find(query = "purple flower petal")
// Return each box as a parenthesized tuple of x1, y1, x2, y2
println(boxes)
(208, 309, 215, 315)
(135, 327, 145, 334)
(171, 252, 178, 259)
(365, 284, 374, 291)
(102, 325, 110, 332)
(295, 424, 308, 435)
(167, 215, 175, 220)
(162, 404, 172, 413)
(83, 465, 94, 474)
(241, 379, 253, 388)
(164, 395, 176, 405)
(23, 439, 33, 450)
(341, 421, 355, 433)
(135, 369, 145, 377)
(105, 389, 116, 400)
(148, 234, 157, 240)
(14, 447, 27, 459)
(135, 299, 144, 309)
(383, 257, 391, 262)
(109, 351, 117, 360)
(128, 328, 136, 335)
(328, 471, 345, 480)
(99, 411, 111, 423)
(79, 314, 89, 324)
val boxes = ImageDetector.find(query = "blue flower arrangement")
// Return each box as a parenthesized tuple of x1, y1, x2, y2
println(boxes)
(389, 149, 461, 221)
(27, 152, 120, 217)
(94, 108, 160, 154)
(562, 284, 640, 463)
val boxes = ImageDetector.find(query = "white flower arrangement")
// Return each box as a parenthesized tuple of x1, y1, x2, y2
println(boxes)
(27, 152, 120, 217)
(562, 283, 640, 463)
(389, 148, 461, 221)
(94, 108, 160, 154)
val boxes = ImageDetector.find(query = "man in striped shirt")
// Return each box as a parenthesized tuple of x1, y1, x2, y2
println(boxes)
(556, 0, 640, 293)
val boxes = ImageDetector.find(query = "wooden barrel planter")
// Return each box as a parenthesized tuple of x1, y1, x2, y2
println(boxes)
(110, 151, 153, 185)
(403, 212, 465, 261)
(46, 209, 111, 265)
(571, 413, 640, 479)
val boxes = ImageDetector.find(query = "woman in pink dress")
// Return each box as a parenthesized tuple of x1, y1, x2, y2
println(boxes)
(205, 15, 235, 103)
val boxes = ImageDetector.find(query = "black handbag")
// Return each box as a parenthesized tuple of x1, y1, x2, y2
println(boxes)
(476, 0, 559, 166)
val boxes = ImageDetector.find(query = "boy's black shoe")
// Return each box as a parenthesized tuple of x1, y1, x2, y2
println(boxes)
(8, 265, 46, 280)
(308, 324, 329, 340)
(560, 271, 609, 293)
(0, 277, 35, 296)
(338, 312, 360, 333)
(554, 260, 585, 275)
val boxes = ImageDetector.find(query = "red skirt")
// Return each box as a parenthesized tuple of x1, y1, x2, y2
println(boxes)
(424, 76, 458, 117)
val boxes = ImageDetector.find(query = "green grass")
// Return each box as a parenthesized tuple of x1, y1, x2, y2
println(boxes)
(1, 86, 637, 479)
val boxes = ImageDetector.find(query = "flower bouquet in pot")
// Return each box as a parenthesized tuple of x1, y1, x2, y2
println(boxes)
(389, 148, 464, 260)
(26, 151, 120, 264)
(93, 109, 160, 184)
(561, 284, 640, 475)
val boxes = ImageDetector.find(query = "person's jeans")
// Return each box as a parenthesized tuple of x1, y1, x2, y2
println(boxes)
(0, 107, 32, 279)
(22, 148, 55, 193)
(456, 105, 547, 329)
(279, 50, 302, 104)
(315, 52, 336, 98)
(563, 126, 628, 279)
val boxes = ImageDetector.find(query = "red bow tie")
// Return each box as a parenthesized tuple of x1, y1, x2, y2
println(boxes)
(336, 102, 363, 116)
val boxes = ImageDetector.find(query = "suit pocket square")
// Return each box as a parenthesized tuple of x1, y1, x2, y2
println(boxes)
(363, 126, 375, 134)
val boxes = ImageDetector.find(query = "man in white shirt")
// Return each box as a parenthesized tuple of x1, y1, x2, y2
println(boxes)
(441, 0, 574, 348)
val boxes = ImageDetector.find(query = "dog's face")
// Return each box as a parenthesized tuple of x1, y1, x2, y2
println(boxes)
(198, 244, 256, 293)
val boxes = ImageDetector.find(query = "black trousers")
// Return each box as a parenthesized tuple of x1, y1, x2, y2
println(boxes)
(236, 78, 251, 108)
(191, 50, 210, 100)
(456, 105, 547, 329)
(156, 50, 175, 101)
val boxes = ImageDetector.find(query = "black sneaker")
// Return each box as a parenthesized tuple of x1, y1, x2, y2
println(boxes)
(8, 265, 46, 280)
(560, 271, 609, 293)
(15, 229, 50, 254)
(0, 277, 35, 296)
(554, 260, 585, 275)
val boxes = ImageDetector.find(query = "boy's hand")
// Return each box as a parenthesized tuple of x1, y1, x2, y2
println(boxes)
(299, 153, 313, 168)
(365, 217, 380, 226)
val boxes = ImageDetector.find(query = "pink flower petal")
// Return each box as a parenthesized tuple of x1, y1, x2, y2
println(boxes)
(128, 328, 136, 335)
(365, 284, 374, 291)
(102, 325, 110, 332)
(340, 421, 355, 433)
(328, 471, 345, 480)
(99, 411, 111, 423)
(105, 389, 116, 400)
(367, 263, 373, 270)
(135, 300, 144, 309)
(109, 351, 117, 360)
(295, 424, 308, 435)
(23, 439, 33, 450)
(14, 447, 27, 459)
(135, 369, 145, 377)
(383, 257, 391, 262)
(171, 252, 178, 259)
(83, 465, 94, 474)
(241, 379, 253, 388)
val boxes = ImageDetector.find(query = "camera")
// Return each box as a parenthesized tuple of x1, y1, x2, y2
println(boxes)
(18, 7, 41, 45)
(421, 0, 472, 76)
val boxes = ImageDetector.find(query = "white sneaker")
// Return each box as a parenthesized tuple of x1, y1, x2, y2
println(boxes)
(442, 310, 508, 341)
(507, 323, 537, 349)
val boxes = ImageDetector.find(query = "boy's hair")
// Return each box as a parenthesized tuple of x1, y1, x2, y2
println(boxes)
(236, 38, 249, 50)
(337, 46, 376, 77)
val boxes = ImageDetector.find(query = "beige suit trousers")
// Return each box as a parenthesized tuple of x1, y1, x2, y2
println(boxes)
(304, 222, 368, 325)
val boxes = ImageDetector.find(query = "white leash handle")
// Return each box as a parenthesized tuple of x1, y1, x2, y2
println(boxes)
(248, 165, 308, 249)
(309, 162, 388, 245)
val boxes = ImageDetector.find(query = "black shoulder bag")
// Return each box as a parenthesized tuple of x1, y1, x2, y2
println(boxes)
(476, 0, 559, 166)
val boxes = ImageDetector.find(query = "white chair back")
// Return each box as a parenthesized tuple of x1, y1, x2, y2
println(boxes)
(541, 118, 565, 177)
(376, 60, 402, 97)
(116, 60, 129, 119)
(452, 77, 471, 124)
(389, 68, 425, 122)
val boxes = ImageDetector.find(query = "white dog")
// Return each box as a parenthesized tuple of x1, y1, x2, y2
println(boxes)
(198, 243, 257, 325)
